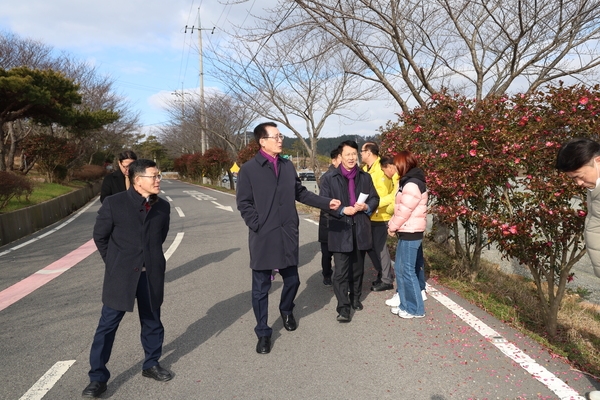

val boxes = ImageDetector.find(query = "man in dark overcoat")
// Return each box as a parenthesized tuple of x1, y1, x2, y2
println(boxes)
(318, 147, 342, 286)
(82, 159, 172, 399)
(99, 150, 137, 203)
(319, 140, 379, 322)
(236, 122, 341, 355)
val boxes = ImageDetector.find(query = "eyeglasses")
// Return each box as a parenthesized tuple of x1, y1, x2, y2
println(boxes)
(138, 174, 162, 181)
(264, 135, 284, 141)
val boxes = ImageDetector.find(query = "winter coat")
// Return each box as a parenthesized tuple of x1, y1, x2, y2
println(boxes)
(237, 152, 332, 270)
(93, 187, 170, 312)
(388, 167, 428, 234)
(100, 168, 128, 203)
(319, 165, 379, 253)
(585, 184, 600, 277)
(318, 164, 337, 243)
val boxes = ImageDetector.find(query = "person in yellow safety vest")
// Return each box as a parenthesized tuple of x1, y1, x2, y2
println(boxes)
(361, 142, 396, 292)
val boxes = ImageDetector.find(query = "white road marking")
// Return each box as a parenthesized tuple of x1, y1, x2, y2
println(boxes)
(427, 284, 584, 399)
(19, 360, 76, 400)
(165, 232, 184, 261)
(0, 197, 99, 257)
(211, 201, 233, 212)
(166, 196, 173, 202)
(304, 218, 318, 226)
(175, 207, 185, 217)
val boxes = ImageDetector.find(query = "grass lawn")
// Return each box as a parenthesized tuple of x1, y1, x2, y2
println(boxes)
(1, 181, 87, 213)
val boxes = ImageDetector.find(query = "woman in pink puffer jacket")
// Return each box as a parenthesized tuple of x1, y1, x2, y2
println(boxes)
(387, 151, 428, 318)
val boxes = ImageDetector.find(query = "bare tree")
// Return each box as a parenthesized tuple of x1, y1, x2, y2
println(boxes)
(283, 0, 600, 112)
(209, 22, 378, 176)
(159, 91, 257, 161)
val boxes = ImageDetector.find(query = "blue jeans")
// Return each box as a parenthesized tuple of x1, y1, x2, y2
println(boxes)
(416, 244, 425, 291)
(394, 239, 425, 316)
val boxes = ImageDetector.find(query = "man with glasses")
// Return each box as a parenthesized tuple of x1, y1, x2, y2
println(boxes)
(83, 159, 172, 398)
(237, 122, 341, 354)
(100, 150, 137, 202)
(361, 142, 396, 292)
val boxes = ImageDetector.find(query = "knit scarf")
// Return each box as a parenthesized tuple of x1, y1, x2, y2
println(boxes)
(341, 164, 358, 205)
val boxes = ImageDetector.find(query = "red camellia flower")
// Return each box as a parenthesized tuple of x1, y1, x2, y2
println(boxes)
(579, 97, 589, 105)
(578, 210, 587, 217)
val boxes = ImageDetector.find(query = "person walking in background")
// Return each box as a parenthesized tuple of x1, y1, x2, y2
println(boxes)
(83, 159, 172, 398)
(387, 151, 428, 319)
(320, 140, 379, 322)
(100, 150, 137, 203)
(236, 122, 341, 354)
(361, 142, 396, 292)
(318, 148, 342, 286)
(555, 137, 600, 400)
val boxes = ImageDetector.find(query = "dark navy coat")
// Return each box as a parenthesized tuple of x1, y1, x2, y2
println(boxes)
(319, 166, 379, 253)
(93, 188, 170, 312)
(236, 153, 332, 271)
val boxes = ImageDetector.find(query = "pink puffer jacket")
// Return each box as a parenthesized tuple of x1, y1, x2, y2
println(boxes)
(387, 180, 428, 233)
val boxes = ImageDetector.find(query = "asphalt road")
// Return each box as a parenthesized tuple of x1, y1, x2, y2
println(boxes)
(0, 179, 599, 399)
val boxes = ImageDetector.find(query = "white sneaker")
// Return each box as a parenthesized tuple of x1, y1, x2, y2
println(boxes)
(385, 293, 400, 307)
(589, 391, 600, 400)
(390, 306, 401, 315)
(397, 309, 425, 319)
(421, 290, 427, 301)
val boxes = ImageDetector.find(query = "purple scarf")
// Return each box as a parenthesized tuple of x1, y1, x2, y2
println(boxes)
(260, 149, 278, 177)
(341, 165, 358, 204)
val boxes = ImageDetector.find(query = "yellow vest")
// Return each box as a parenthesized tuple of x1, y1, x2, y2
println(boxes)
(362, 157, 398, 222)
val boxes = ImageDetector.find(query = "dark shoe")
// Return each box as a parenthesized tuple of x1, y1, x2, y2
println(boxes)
(82, 381, 107, 398)
(281, 312, 297, 331)
(323, 277, 332, 286)
(351, 299, 363, 310)
(371, 282, 394, 292)
(256, 336, 271, 354)
(371, 279, 382, 286)
(142, 364, 173, 382)
(336, 309, 351, 322)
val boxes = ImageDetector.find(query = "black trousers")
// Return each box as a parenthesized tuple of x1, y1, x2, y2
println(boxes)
(332, 225, 366, 313)
(320, 241, 333, 278)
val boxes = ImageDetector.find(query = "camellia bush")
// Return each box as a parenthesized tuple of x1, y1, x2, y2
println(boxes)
(380, 84, 594, 336)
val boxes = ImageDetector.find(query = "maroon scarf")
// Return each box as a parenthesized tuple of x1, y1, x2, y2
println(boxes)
(260, 149, 278, 177)
(341, 165, 358, 205)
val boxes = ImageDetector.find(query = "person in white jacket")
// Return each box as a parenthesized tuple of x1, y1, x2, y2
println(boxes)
(556, 137, 600, 400)
(387, 151, 428, 319)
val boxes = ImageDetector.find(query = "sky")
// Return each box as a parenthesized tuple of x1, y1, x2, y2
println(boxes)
(0, 0, 400, 139)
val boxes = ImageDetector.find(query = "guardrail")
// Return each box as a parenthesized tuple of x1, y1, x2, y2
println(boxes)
(0, 181, 102, 247)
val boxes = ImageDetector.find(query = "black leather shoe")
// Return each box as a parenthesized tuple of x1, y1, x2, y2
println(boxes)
(142, 364, 173, 382)
(281, 312, 297, 331)
(323, 277, 332, 286)
(371, 282, 394, 292)
(351, 300, 363, 310)
(82, 381, 107, 398)
(256, 336, 271, 354)
(336, 309, 351, 322)
(371, 278, 382, 286)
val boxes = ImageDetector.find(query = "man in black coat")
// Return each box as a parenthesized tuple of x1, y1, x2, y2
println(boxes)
(82, 159, 172, 398)
(318, 147, 342, 286)
(100, 150, 137, 203)
(236, 122, 341, 355)
(319, 140, 379, 322)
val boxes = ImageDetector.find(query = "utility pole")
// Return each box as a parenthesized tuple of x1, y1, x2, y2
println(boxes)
(185, 11, 214, 155)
